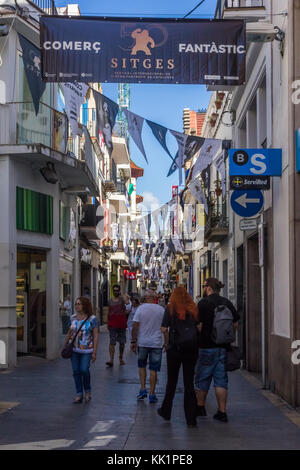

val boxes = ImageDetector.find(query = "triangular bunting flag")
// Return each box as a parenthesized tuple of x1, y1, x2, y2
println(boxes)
(93, 90, 119, 155)
(213, 151, 226, 196)
(184, 135, 205, 163)
(61, 82, 88, 137)
(18, 34, 46, 115)
(146, 120, 173, 160)
(188, 178, 208, 214)
(124, 109, 148, 164)
(192, 139, 222, 178)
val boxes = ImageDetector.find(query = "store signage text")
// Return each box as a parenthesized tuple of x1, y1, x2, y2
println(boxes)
(40, 17, 246, 85)
(229, 149, 282, 177)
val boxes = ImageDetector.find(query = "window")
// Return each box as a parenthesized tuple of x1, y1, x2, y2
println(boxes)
(16, 187, 53, 235)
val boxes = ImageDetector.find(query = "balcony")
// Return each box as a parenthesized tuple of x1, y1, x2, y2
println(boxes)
(80, 202, 104, 241)
(104, 159, 118, 193)
(0, 101, 101, 196)
(205, 194, 229, 243)
(26, 0, 57, 14)
(115, 180, 127, 195)
(215, 0, 266, 21)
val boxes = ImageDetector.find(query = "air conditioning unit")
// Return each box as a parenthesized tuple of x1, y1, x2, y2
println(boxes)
(246, 22, 277, 43)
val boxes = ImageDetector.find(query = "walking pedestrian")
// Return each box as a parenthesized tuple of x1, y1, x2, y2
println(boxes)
(194, 278, 240, 423)
(127, 297, 140, 338)
(130, 290, 165, 404)
(62, 296, 99, 404)
(158, 287, 199, 427)
(106, 284, 132, 367)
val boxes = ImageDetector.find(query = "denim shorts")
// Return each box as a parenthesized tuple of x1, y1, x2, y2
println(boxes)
(137, 347, 162, 372)
(194, 348, 228, 391)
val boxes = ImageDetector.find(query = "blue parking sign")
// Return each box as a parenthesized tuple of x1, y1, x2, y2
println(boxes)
(229, 149, 282, 176)
(231, 190, 264, 218)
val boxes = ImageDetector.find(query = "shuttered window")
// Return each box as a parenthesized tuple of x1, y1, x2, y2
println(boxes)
(16, 187, 53, 235)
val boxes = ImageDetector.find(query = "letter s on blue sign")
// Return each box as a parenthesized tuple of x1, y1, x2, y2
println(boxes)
(250, 154, 267, 175)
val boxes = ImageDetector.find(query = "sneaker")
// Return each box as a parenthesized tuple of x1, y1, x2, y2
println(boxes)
(157, 408, 170, 421)
(213, 410, 228, 423)
(149, 394, 158, 404)
(137, 389, 147, 400)
(196, 405, 207, 417)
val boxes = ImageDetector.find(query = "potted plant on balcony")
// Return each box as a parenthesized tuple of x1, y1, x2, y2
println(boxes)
(209, 113, 218, 127)
(215, 99, 223, 110)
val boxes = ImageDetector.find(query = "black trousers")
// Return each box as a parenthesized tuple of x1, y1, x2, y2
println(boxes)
(160, 349, 198, 424)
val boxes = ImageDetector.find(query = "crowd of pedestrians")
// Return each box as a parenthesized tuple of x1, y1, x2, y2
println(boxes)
(62, 278, 239, 426)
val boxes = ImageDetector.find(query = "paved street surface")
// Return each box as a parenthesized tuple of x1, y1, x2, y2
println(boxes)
(0, 328, 300, 450)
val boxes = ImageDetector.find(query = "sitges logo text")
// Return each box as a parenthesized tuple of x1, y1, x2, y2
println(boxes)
(43, 41, 102, 53)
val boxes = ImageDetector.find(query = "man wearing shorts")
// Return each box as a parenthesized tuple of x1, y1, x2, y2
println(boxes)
(130, 291, 165, 404)
(194, 278, 239, 422)
(106, 284, 131, 367)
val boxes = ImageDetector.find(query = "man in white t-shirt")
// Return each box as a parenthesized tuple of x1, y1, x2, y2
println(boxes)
(130, 290, 165, 404)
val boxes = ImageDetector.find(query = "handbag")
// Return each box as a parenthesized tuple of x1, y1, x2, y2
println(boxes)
(61, 317, 88, 359)
(225, 346, 242, 372)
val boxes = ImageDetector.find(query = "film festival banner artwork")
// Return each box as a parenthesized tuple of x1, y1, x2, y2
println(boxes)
(40, 17, 246, 85)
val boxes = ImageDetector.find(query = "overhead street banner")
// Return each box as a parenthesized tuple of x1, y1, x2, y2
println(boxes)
(40, 17, 246, 85)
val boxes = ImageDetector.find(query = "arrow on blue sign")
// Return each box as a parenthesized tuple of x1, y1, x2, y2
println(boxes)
(231, 190, 264, 218)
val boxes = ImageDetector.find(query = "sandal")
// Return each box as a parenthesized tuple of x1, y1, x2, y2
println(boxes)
(119, 358, 125, 365)
(85, 393, 91, 403)
(73, 396, 83, 404)
(106, 361, 113, 367)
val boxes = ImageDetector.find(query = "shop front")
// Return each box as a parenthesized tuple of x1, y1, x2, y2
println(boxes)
(16, 248, 47, 357)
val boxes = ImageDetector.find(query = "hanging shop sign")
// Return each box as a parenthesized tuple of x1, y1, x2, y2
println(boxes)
(230, 175, 270, 191)
(229, 149, 282, 177)
(123, 270, 137, 280)
(40, 17, 246, 85)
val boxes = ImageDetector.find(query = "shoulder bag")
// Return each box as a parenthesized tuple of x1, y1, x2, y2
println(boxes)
(61, 317, 88, 359)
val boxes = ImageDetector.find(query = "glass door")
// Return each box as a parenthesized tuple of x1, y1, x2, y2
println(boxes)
(16, 255, 29, 353)
(16, 249, 47, 357)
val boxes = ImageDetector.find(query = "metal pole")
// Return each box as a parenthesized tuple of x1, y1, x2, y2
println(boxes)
(259, 212, 266, 388)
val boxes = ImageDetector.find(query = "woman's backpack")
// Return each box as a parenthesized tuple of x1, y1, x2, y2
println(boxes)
(170, 313, 199, 353)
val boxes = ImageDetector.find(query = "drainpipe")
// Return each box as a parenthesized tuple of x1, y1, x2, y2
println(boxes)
(258, 212, 266, 389)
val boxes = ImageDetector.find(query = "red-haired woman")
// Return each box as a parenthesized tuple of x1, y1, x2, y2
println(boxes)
(158, 287, 199, 427)
(63, 296, 99, 404)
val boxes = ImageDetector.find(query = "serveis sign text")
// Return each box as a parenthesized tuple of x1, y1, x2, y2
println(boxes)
(229, 149, 282, 177)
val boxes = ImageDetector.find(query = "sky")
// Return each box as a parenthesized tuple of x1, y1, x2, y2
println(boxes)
(55, 0, 218, 209)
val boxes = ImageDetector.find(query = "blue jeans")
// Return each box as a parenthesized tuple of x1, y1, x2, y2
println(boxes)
(71, 352, 92, 396)
(194, 348, 228, 391)
(137, 347, 163, 371)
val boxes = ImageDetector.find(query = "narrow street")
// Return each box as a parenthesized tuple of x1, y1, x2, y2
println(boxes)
(0, 328, 300, 451)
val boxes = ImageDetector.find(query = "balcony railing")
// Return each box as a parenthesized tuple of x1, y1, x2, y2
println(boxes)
(204, 193, 229, 243)
(26, 0, 57, 14)
(215, 0, 264, 18)
(1, 101, 102, 192)
(1, 101, 68, 152)
(115, 180, 126, 195)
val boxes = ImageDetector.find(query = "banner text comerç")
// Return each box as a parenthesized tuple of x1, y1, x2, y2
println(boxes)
(40, 17, 246, 85)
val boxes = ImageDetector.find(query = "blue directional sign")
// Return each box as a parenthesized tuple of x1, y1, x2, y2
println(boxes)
(231, 190, 264, 218)
(229, 149, 282, 176)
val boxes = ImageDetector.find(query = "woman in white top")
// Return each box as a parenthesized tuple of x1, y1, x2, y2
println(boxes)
(127, 297, 140, 338)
